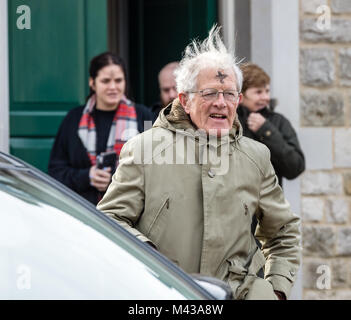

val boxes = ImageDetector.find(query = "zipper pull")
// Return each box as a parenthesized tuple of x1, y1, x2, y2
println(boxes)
(244, 203, 248, 215)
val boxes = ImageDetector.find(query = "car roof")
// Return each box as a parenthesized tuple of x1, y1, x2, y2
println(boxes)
(0, 152, 26, 167)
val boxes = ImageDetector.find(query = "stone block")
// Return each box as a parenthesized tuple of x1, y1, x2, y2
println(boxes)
(326, 198, 349, 224)
(335, 129, 351, 168)
(332, 290, 351, 299)
(301, 172, 343, 195)
(303, 259, 331, 289)
(300, 48, 335, 86)
(301, 197, 324, 222)
(332, 0, 351, 13)
(332, 259, 349, 288)
(298, 128, 333, 170)
(339, 48, 351, 86)
(300, 90, 344, 126)
(302, 0, 328, 14)
(337, 228, 351, 255)
(304, 290, 351, 299)
(303, 290, 331, 300)
(301, 18, 351, 43)
(343, 172, 351, 195)
(303, 225, 336, 257)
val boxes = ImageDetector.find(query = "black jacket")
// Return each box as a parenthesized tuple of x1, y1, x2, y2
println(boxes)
(151, 101, 164, 122)
(237, 104, 305, 187)
(48, 103, 154, 205)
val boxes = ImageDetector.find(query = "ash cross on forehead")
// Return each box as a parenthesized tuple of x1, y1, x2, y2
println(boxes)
(215, 71, 228, 83)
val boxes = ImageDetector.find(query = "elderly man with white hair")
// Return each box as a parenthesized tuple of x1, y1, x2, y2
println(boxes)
(97, 26, 301, 300)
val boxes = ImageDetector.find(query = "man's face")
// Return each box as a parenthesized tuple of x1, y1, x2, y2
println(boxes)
(159, 69, 178, 106)
(241, 85, 270, 112)
(180, 68, 241, 136)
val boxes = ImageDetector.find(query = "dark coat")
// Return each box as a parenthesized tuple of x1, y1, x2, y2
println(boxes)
(237, 104, 305, 187)
(48, 103, 154, 205)
(151, 101, 164, 122)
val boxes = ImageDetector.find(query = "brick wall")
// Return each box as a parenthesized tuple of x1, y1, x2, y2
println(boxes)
(300, 0, 351, 299)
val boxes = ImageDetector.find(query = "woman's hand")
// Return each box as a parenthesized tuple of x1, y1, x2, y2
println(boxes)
(89, 165, 112, 192)
(247, 113, 266, 133)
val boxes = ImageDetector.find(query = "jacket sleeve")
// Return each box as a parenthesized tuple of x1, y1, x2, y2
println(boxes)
(255, 147, 301, 298)
(48, 115, 91, 193)
(96, 137, 154, 245)
(254, 117, 305, 180)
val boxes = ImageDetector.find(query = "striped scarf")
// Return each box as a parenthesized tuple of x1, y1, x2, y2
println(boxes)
(78, 94, 139, 167)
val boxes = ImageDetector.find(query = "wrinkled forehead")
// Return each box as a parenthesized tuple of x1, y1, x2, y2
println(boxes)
(196, 68, 237, 89)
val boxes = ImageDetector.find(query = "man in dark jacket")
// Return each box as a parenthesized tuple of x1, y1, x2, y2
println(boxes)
(237, 63, 305, 187)
(151, 62, 179, 121)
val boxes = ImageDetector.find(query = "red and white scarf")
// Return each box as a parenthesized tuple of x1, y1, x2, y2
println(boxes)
(78, 94, 139, 166)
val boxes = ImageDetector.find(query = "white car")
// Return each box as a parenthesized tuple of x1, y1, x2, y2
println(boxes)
(0, 152, 231, 300)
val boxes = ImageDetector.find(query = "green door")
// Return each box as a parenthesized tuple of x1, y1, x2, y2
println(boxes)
(8, 0, 108, 172)
(128, 0, 218, 106)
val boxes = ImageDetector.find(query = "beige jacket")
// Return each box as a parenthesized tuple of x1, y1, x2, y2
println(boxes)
(97, 99, 301, 299)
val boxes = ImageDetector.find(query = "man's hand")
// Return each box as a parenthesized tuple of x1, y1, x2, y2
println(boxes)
(89, 165, 112, 192)
(247, 113, 266, 133)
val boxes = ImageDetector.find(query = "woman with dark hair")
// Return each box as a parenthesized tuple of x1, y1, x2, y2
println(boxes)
(48, 52, 153, 205)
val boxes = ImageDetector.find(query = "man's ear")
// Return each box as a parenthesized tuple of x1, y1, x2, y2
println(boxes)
(238, 93, 243, 105)
(178, 93, 190, 114)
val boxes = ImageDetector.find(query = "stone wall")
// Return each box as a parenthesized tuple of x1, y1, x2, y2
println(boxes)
(300, 0, 351, 299)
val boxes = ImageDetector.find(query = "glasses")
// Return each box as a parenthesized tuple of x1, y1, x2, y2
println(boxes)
(189, 88, 239, 103)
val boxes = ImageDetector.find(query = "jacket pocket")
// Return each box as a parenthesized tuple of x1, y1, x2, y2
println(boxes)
(146, 196, 170, 237)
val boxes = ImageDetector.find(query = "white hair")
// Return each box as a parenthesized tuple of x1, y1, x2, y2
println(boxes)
(174, 25, 243, 94)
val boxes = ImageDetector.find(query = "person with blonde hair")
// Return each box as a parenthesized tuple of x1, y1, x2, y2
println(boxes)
(97, 27, 301, 300)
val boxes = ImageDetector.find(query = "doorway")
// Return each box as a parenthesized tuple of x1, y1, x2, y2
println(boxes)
(108, 0, 218, 107)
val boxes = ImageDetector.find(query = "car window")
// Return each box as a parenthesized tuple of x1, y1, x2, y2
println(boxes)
(0, 168, 205, 299)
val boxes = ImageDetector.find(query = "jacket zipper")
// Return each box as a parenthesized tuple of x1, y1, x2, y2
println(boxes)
(147, 197, 170, 236)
